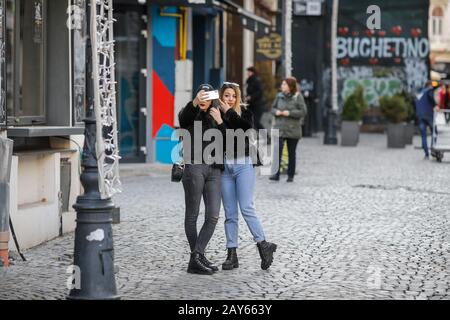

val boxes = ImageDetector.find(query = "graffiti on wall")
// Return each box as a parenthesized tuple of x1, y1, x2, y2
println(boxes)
(342, 77, 402, 107)
(404, 58, 429, 93)
(322, 63, 427, 109)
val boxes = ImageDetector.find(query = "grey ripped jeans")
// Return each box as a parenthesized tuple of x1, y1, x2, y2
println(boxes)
(182, 164, 222, 254)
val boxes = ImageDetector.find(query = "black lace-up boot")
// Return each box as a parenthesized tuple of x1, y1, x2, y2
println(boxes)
(222, 248, 239, 270)
(187, 252, 214, 275)
(256, 241, 277, 270)
(199, 253, 218, 272)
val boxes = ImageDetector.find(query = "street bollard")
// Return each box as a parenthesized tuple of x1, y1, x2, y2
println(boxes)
(0, 137, 13, 267)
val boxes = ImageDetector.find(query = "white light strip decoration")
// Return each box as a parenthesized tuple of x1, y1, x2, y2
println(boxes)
(90, 0, 121, 199)
(0, 0, 6, 127)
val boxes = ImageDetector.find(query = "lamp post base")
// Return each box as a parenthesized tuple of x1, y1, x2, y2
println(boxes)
(324, 109, 338, 145)
(67, 168, 120, 300)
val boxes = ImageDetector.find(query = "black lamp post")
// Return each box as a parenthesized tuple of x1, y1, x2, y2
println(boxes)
(324, 107, 338, 145)
(67, 0, 119, 300)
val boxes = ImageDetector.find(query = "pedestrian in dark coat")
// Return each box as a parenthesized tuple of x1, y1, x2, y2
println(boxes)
(245, 66, 265, 130)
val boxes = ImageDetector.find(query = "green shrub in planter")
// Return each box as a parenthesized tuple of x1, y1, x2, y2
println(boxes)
(342, 85, 368, 121)
(379, 94, 408, 124)
(379, 93, 408, 148)
(341, 85, 368, 146)
(398, 90, 416, 144)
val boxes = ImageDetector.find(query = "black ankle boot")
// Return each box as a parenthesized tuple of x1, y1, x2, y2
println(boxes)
(199, 253, 218, 272)
(187, 252, 214, 275)
(269, 174, 280, 181)
(257, 240, 277, 270)
(222, 248, 239, 270)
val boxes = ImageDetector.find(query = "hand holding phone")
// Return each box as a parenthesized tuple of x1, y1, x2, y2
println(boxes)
(204, 90, 219, 101)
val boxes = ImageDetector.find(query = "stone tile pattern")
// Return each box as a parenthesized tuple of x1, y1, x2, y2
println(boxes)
(0, 134, 449, 300)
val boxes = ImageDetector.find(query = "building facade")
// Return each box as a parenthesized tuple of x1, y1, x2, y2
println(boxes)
(0, 0, 280, 250)
(429, 0, 450, 79)
(0, 0, 85, 250)
(113, 0, 278, 164)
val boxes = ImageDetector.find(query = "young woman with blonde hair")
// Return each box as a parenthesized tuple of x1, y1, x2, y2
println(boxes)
(217, 82, 277, 271)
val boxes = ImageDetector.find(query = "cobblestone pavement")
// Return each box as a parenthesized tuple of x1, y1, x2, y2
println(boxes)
(1, 133, 449, 300)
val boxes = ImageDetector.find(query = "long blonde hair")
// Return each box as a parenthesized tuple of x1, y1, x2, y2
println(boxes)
(220, 83, 243, 115)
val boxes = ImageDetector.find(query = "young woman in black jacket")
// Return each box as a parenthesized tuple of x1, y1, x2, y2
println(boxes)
(178, 84, 226, 275)
(217, 82, 277, 271)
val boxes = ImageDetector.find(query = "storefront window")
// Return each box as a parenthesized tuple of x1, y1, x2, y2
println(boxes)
(6, 0, 46, 125)
(72, 0, 86, 125)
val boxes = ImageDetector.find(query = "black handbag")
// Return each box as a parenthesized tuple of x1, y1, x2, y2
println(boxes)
(171, 136, 184, 182)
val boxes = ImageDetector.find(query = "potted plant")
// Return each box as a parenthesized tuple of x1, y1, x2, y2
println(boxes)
(341, 85, 368, 146)
(399, 90, 416, 145)
(379, 93, 408, 148)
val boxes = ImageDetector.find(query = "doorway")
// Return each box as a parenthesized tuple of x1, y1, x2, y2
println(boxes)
(114, 3, 147, 163)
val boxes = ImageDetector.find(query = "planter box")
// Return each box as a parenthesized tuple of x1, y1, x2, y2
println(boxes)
(341, 121, 360, 146)
(404, 123, 415, 145)
(387, 123, 406, 148)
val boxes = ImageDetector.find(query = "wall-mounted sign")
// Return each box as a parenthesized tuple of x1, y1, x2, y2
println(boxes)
(323, 0, 431, 108)
(336, 0, 429, 67)
(293, 0, 323, 16)
(256, 32, 282, 61)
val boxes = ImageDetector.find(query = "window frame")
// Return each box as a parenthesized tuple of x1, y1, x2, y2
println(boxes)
(431, 6, 444, 36)
(71, 0, 86, 127)
(7, 0, 47, 126)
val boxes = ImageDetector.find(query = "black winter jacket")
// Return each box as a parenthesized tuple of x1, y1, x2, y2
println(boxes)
(222, 106, 261, 166)
(178, 101, 226, 169)
(246, 75, 264, 109)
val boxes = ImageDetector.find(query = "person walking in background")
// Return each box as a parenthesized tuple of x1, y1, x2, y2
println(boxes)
(178, 84, 226, 275)
(415, 81, 439, 159)
(217, 82, 278, 271)
(269, 77, 307, 182)
(245, 67, 265, 131)
(438, 83, 450, 124)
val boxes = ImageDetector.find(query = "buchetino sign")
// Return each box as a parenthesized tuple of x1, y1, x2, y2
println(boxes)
(334, 0, 429, 67)
(322, 0, 430, 108)
(337, 36, 429, 61)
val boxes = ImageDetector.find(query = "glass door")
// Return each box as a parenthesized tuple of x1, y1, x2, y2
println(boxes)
(114, 3, 147, 163)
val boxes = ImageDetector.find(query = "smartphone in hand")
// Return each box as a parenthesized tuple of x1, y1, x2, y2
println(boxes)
(204, 90, 219, 101)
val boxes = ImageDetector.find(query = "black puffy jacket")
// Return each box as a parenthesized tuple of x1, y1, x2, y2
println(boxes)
(222, 106, 261, 166)
(178, 101, 226, 169)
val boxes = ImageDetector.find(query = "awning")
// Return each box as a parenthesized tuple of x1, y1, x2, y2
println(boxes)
(213, 0, 272, 33)
(151, 0, 272, 33)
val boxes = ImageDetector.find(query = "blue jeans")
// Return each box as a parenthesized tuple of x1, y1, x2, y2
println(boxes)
(419, 118, 436, 157)
(221, 157, 266, 248)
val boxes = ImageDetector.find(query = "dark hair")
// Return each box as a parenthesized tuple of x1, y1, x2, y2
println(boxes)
(283, 77, 298, 94)
(247, 66, 257, 74)
(196, 83, 214, 95)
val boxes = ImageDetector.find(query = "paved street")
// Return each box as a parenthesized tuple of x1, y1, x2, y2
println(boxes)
(0, 133, 449, 300)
